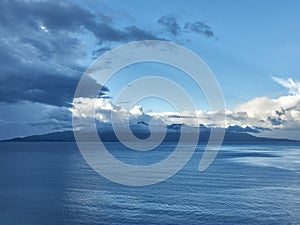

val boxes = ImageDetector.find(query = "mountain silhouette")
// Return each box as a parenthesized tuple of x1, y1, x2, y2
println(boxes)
(3, 123, 296, 143)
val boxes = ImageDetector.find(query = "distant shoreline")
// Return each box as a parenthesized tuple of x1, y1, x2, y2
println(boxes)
(2, 130, 298, 143)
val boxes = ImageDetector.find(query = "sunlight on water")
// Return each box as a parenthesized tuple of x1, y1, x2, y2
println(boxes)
(227, 146, 300, 172)
(0, 142, 299, 225)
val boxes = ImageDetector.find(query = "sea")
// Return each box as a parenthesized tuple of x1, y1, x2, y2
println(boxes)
(0, 142, 299, 225)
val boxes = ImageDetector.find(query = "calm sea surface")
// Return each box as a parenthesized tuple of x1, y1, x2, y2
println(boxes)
(0, 142, 299, 225)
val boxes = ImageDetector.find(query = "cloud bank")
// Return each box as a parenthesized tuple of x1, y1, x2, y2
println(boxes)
(71, 77, 300, 140)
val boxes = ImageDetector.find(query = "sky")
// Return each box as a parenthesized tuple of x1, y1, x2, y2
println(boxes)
(0, 0, 300, 140)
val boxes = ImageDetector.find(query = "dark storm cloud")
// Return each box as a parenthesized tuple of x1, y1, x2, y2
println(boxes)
(0, 0, 91, 31)
(157, 15, 181, 36)
(0, 0, 157, 42)
(0, 68, 108, 107)
(0, 0, 162, 107)
(0, 37, 108, 106)
(184, 21, 215, 38)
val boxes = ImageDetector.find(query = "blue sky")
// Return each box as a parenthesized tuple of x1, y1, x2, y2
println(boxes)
(101, 0, 300, 107)
(0, 0, 300, 140)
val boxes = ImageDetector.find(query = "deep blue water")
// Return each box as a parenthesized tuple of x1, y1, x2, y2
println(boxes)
(0, 142, 299, 225)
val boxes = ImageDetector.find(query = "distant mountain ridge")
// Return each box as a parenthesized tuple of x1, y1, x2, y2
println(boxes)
(2, 123, 297, 143)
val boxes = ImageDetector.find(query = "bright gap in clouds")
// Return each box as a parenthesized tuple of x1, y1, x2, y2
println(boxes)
(135, 97, 177, 113)
(105, 62, 210, 111)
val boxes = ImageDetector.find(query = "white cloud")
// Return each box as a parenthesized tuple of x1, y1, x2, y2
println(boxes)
(235, 95, 300, 128)
(39, 24, 49, 33)
(71, 77, 300, 139)
(228, 77, 300, 136)
(72, 94, 300, 130)
(272, 76, 300, 95)
(130, 105, 144, 116)
(71, 98, 159, 129)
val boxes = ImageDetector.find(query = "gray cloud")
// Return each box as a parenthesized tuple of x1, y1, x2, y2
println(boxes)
(268, 117, 285, 126)
(157, 15, 181, 36)
(157, 15, 215, 38)
(1, 0, 157, 42)
(167, 115, 197, 119)
(184, 21, 215, 38)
